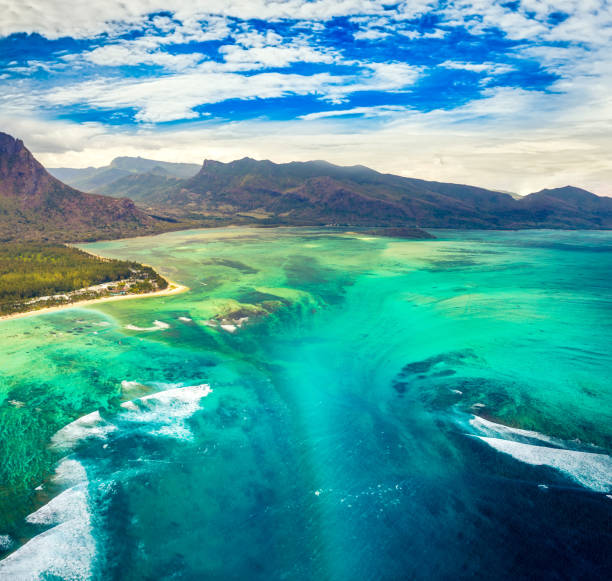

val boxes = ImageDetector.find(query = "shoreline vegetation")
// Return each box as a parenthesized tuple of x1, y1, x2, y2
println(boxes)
(0, 278, 188, 322)
(0, 226, 430, 323)
(0, 226, 435, 322)
(0, 243, 188, 321)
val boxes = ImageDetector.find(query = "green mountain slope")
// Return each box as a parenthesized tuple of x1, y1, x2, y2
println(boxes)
(122, 157, 611, 228)
(0, 133, 169, 242)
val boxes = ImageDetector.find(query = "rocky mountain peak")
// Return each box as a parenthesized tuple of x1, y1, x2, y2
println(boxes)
(0, 132, 164, 242)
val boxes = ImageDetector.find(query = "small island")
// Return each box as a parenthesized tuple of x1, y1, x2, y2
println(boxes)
(0, 243, 177, 318)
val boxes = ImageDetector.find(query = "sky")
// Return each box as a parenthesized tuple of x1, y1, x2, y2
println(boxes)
(1, 1, 611, 196)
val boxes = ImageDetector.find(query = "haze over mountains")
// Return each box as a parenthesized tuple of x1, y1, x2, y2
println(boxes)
(2, 132, 611, 242)
(48, 157, 201, 203)
(49, 157, 200, 190)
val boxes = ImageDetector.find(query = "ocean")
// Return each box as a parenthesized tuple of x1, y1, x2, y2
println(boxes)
(0, 228, 610, 579)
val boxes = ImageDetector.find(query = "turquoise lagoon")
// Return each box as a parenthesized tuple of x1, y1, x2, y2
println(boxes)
(0, 228, 611, 579)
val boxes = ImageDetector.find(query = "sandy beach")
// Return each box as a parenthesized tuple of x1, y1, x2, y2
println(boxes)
(0, 277, 189, 323)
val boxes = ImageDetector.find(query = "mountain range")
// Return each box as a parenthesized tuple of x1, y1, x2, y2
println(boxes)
(2, 132, 612, 242)
(0, 133, 170, 242)
(48, 157, 200, 194)
(59, 155, 611, 229)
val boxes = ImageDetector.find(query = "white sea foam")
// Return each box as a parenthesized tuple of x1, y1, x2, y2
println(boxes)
(26, 485, 89, 526)
(49, 384, 212, 458)
(478, 437, 612, 492)
(465, 415, 612, 492)
(152, 381, 184, 389)
(219, 317, 249, 333)
(0, 460, 94, 580)
(121, 401, 139, 411)
(120, 380, 150, 396)
(0, 514, 95, 580)
(51, 411, 116, 452)
(0, 384, 211, 578)
(154, 424, 193, 439)
(53, 458, 88, 488)
(139, 383, 212, 403)
(121, 380, 143, 390)
(178, 316, 192, 322)
(470, 416, 559, 446)
(125, 320, 170, 331)
(119, 384, 212, 440)
(0, 535, 13, 551)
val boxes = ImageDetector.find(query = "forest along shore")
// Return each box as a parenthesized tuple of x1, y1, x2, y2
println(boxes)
(0, 243, 188, 321)
(0, 278, 188, 322)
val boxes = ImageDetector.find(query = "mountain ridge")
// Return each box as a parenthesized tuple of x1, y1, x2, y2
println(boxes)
(0, 133, 170, 242)
(151, 157, 610, 229)
(29, 150, 612, 231)
(48, 156, 200, 194)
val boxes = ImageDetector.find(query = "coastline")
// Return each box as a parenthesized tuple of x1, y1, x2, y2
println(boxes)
(0, 276, 188, 323)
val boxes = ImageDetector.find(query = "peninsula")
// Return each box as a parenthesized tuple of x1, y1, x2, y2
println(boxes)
(0, 243, 187, 319)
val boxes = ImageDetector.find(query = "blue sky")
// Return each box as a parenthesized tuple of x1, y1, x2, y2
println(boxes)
(1, 1, 611, 195)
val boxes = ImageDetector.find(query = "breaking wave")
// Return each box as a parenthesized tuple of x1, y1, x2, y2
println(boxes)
(467, 415, 612, 492)
(0, 459, 94, 580)
(125, 320, 170, 331)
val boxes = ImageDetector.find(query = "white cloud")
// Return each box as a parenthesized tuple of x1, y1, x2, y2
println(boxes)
(62, 16, 231, 72)
(439, 61, 515, 75)
(439, 0, 612, 45)
(322, 62, 422, 103)
(353, 28, 390, 40)
(83, 45, 202, 71)
(2, 0, 612, 198)
(350, 15, 392, 40)
(220, 43, 334, 68)
(5, 79, 612, 197)
(300, 105, 409, 120)
(399, 28, 447, 40)
(3, 1, 612, 51)
(219, 29, 337, 69)
(0, 1, 389, 39)
(6, 56, 421, 123)
(41, 70, 343, 122)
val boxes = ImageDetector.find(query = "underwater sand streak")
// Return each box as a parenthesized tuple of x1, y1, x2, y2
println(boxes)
(1, 228, 611, 579)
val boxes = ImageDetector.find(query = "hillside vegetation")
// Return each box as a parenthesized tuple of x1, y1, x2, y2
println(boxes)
(60, 156, 612, 229)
